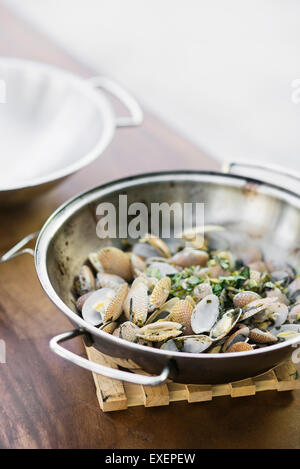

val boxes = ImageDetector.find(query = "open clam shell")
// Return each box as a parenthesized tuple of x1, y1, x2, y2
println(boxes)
(146, 261, 178, 277)
(145, 297, 179, 325)
(193, 282, 213, 302)
(191, 294, 220, 334)
(240, 297, 277, 321)
(210, 308, 242, 340)
(162, 335, 213, 353)
(132, 243, 161, 259)
(265, 302, 289, 327)
(140, 233, 171, 258)
(266, 287, 289, 306)
(135, 272, 158, 290)
(269, 324, 300, 340)
(82, 288, 116, 325)
(223, 326, 249, 352)
(136, 321, 183, 342)
(96, 272, 126, 290)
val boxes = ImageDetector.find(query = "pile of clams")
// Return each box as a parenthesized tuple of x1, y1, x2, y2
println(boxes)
(73, 229, 300, 354)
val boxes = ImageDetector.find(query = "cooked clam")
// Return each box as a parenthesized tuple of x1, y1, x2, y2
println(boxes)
(117, 321, 139, 342)
(169, 248, 209, 268)
(136, 321, 183, 342)
(269, 324, 300, 340)
(140, 233, 171, 258)
(191, 294, 219, 334)
(145, 297, 180, 324)
(265, 302, 289, 327)
(100, 321, 118, 334)
(75, 291, 93, 312)
(210, 309, 242, 340)
(185, 295, 196, 307)
(168, 299, 194, 334)
(248, 328, 277, 344)
(146, 261, 178, 277)
(193, 282, 213, 301)
(223, 326, 249, 352)
(227, 342, 253, 353)
(162, 335, 213, 353)
(74, 265, 95, 296)
(82, 288, 117, 325)
(123, 278, 148, 326)
(149, 276, 171, 309)
(104, 283, 128, 322)
(266, 287, 289, 306)
(98, 247, 133, 282)
(96, 272, 126, 290)
(233, 291, 261, 309)
(132, 242, 161, 259)
(241, 297, 277, 321)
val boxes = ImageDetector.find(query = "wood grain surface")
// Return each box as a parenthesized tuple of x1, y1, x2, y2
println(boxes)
(0, 3, 299, 449)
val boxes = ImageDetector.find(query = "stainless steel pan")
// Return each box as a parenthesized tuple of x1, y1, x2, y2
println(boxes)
(0, 57, 143, 205)
(2, 162, 300, 385)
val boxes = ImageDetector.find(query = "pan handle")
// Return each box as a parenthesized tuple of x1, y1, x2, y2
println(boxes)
(223, 160, 300, 185)
(0, 231, 39, 263)
(88, 76, 143, 128)
(50, 329, 171, 386)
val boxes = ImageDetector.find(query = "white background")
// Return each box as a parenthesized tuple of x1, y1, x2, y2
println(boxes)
(4, 0, 300, 169)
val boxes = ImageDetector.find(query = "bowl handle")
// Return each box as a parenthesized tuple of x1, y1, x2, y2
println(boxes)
(50, 329, 171, 386)
(87, 76, 143, 128)
(223, 160, 300, 185)
(0, 231, 39, 263)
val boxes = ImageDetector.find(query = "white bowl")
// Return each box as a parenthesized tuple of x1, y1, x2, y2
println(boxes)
(0, 57, 143, 205)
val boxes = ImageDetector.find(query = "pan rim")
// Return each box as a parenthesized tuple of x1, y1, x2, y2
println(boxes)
(35, 170, 300, 360)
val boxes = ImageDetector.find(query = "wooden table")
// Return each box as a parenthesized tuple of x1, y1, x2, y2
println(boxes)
(0, 3, 299, 449)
